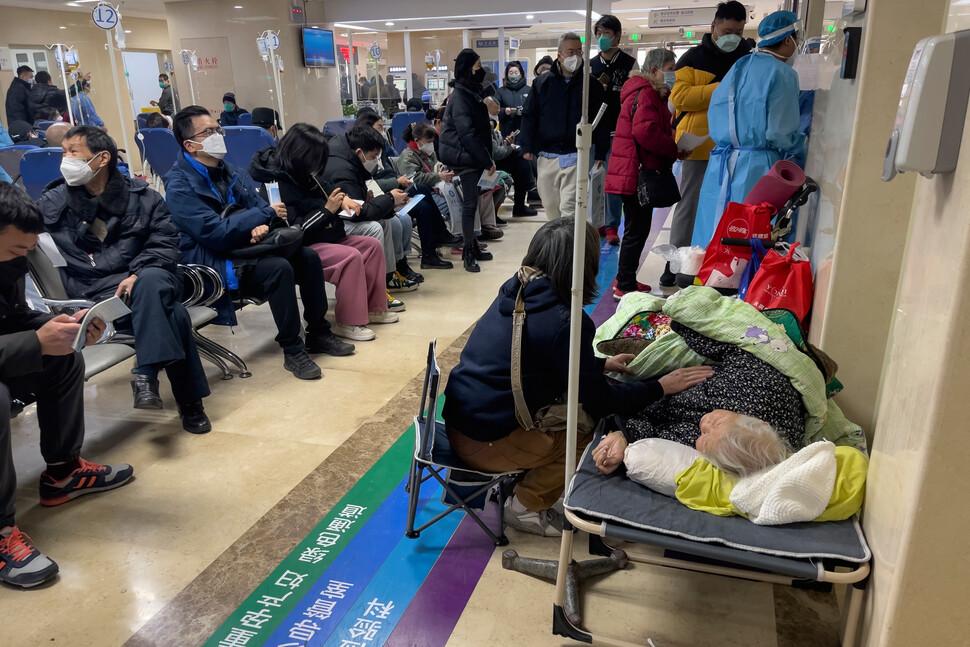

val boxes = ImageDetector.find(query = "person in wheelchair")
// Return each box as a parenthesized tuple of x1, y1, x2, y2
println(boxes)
(443, 218, 710, 537)
(37, 126, 212, 433)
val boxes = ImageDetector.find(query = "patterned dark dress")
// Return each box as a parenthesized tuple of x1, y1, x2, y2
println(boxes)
(623, 323, 806, 448)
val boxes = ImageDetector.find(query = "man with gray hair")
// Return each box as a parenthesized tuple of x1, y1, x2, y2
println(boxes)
(518, 32, 609, 220)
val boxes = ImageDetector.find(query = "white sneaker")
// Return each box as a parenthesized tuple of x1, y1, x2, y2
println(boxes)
(503, 498, 563, 537)
(368, 311, 399, 324)
(331, 324, 376, 342)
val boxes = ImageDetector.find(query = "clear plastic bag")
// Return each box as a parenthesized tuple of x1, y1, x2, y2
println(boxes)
(651, 244, 707, 275)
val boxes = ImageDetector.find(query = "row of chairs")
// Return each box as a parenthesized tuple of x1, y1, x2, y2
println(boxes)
(0, 145, 62, 199)
(323, 111, 426, 156)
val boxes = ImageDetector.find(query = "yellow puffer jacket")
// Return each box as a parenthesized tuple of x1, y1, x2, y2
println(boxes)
(670, 33, 754, 161)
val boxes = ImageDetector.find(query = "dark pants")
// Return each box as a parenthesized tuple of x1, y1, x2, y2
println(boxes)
(1, 353, 86, 527)
(409, 184, 453, 258)
(616, 194, 654, 291)
(457, 169, 483, 245)
(238, 248, 330, 355)
(112, 268, 210, 404)
(496, 153, 534, 207)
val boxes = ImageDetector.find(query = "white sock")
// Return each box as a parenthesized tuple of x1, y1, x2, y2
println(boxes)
(508, 495, 528, 513)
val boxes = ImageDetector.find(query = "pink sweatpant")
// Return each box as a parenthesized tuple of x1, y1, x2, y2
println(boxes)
(310, 236, 387, 326)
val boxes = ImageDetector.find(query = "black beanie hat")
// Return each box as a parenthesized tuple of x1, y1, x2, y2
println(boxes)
(453, 48, 480, 79)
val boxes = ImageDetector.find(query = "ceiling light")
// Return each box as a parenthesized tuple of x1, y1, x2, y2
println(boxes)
(385, 22, 394, 26)
(234, 5, 243, 8)
(124, 29, 131, 33)
(66, 2, 81, 6)
(526, 14, 534, 19)
(59, 25, 67, 29)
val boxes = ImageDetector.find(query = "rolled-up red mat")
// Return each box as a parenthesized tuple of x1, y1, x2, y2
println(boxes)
(744, 160, 806, 210)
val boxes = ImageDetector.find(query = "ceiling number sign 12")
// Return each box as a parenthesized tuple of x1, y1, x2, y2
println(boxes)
(92, 3, 119, 30)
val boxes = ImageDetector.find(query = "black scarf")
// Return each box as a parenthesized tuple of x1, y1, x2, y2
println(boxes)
(456, 76, 485, 97)
(504, 77, 526, 92)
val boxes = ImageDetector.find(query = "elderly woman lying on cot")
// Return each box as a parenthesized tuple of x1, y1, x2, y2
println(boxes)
(593, 321, 806, 480)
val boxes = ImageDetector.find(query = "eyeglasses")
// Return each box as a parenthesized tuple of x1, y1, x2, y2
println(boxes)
(190, 127, 225, 139)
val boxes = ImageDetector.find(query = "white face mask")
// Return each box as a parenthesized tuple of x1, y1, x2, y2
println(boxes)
(359, 152, 379, 173)
(194, 133, 227, 160)
(419, 142, 435, 155)
(562, 55, 581, 73)
(60, 154, 102, 186)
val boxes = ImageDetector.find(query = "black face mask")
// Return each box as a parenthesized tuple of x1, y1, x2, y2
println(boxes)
(472, 68, 486, 84)
(0, 256, 29, 289)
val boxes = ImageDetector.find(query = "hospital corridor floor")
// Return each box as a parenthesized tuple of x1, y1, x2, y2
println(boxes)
(5, 209, 842, 647)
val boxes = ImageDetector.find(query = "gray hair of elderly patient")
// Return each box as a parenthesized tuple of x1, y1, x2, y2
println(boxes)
(644, 48, 675, 73)
(702, 415, 790, 477)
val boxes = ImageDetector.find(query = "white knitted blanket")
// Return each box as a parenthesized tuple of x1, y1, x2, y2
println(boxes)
(730, 441, 836, 525)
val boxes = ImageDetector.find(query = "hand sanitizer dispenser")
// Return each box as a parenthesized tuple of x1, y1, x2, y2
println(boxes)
(883, 29, 970, 182)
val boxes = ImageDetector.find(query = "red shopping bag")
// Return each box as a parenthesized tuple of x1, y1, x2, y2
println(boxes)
(744, 242, 814, 322)
(695, 202, 775, 290)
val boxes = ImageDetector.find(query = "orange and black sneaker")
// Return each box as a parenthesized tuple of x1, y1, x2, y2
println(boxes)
(39, 458, 134, 507)
(0, 526, 59, 588)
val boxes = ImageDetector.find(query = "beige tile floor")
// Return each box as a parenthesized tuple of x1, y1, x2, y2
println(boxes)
(4, 208, 841, 647)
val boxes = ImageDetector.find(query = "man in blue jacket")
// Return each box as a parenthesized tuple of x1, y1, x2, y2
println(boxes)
(39, 126, 212, 433)
(164, 106, 353, 380)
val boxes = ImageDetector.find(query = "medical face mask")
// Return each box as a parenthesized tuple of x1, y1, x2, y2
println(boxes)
(0, 256, 29, 288)
(597, 35, 614, 52)
(507, 72, 521, 83)
(664, 71, 677, 90)
(562, 55, 581, 73)
(715, 33, 742, 53)
(358, 152, 379, 173)
(472, 68, 486, 84)
(60, 154, 102, 187)
(195, 133, 227, 160)
(224, 103, 233, 112)
(159, 81, 167, 89)
(419, 142, 434, 155)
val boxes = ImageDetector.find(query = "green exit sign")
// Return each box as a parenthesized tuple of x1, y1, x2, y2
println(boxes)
(827, 24, 837, 32)
(580, 36, 585, 43)
(684, 30, 694, 37)
(631, 34, 640, 41)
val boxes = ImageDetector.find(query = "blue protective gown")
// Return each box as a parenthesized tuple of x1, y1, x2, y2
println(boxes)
(691, 52, 805, 247)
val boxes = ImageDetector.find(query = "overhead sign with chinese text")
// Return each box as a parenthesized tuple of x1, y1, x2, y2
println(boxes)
(648, 7, 718, 28)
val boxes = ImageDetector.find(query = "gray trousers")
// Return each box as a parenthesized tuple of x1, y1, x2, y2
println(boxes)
(1, 353, 86, 527)
(671, 159, 709, 248)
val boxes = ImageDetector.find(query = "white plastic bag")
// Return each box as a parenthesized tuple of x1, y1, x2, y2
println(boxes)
(651, 244, 707, 275)
(436, 181, 463, 232)
(586, 165, 606, 228)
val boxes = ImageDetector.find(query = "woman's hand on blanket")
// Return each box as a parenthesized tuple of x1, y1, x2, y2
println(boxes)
(604, 353, 636, 375)
(658, 366, 715, 395)
(593, 431, 628, 475)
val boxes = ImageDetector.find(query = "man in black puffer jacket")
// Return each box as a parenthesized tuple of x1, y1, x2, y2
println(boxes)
(38, 126, 212, 434)
(30, 71, 68, 119)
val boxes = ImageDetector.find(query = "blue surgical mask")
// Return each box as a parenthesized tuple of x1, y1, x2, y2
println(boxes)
(597, 35, 614, 52)
(716, 34, 742, 53)
(663, 71, 677, 90)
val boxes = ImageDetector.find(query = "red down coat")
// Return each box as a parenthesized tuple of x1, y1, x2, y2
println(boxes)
(605, 72, 679, 196)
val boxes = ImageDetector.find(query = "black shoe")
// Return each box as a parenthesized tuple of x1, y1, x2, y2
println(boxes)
(438, 232, 462, 246)
(283, 350, 323, 380)
(306, 332, 355, 357)
(420, 255, 454, 269)
(396, 258, 424, 284)
(481, 225, 504, 240)
(659, 262, 676, 288)
(495, 216, 508, 227)
(513, 205, 538, 217)
(527, 189, 542, 205)
(473, 241, 493, 261)
(177, 401, 212, 434)
(463, 247, 480, 273)
(131, 375, 162, 410)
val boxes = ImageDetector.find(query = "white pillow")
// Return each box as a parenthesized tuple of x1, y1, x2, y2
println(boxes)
(623, 438, 701, 497)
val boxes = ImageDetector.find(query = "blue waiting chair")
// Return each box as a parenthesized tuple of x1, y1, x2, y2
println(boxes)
(20, 148, 63, 199)
(35, 120, 60, 137)
(136, 113, 151, 131)
(323, 118, 356, 137)
(0, 144, 39, 188)
(223, 126, 276, 170)
(390, 112, 426, 154)
(136, 128, 180, 186)
(237, 112, 252, 126)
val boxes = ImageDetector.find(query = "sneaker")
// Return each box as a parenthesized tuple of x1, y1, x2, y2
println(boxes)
(368, 311, 399, 324)
(659, 262, 677, 288)
(605, 227, 620, 246)
(597, 226, 607, 237)
(331, 324, 376, 342)
(495, 215, 508, 227)
(503, 499, 563, 537)
(387, 292, 406, 312)
(387, 272, 418, 292)
(283, 350, 322, 380)
(512, 205, 538, 217)
(306, 332, 355, 356)
(481, 225, 504, 240)
(177, 401, 212, 434)
(397, 260, 424, 284)
(0, 526, 59, 588)
(528, 188, 542, 205)
(613, 281, 652, 301)
(39, 458, 135, 507)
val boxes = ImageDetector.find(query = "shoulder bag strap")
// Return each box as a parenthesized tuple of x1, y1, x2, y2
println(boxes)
(510, 282, 536, 430)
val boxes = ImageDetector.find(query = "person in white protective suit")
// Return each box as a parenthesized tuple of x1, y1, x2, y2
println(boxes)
(691, 10, 806, 247)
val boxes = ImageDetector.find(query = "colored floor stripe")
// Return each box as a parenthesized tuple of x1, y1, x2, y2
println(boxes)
(321, 494, 466, 645)
(385, 508, 500, 647)
(261, 476, 441, 646)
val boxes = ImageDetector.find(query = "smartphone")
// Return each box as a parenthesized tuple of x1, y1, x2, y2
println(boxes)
(406, 172, 416, 180)
(510, 129, 520, 137)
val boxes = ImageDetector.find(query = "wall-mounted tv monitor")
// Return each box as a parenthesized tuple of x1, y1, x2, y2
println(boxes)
(303, 27, 336, 68)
